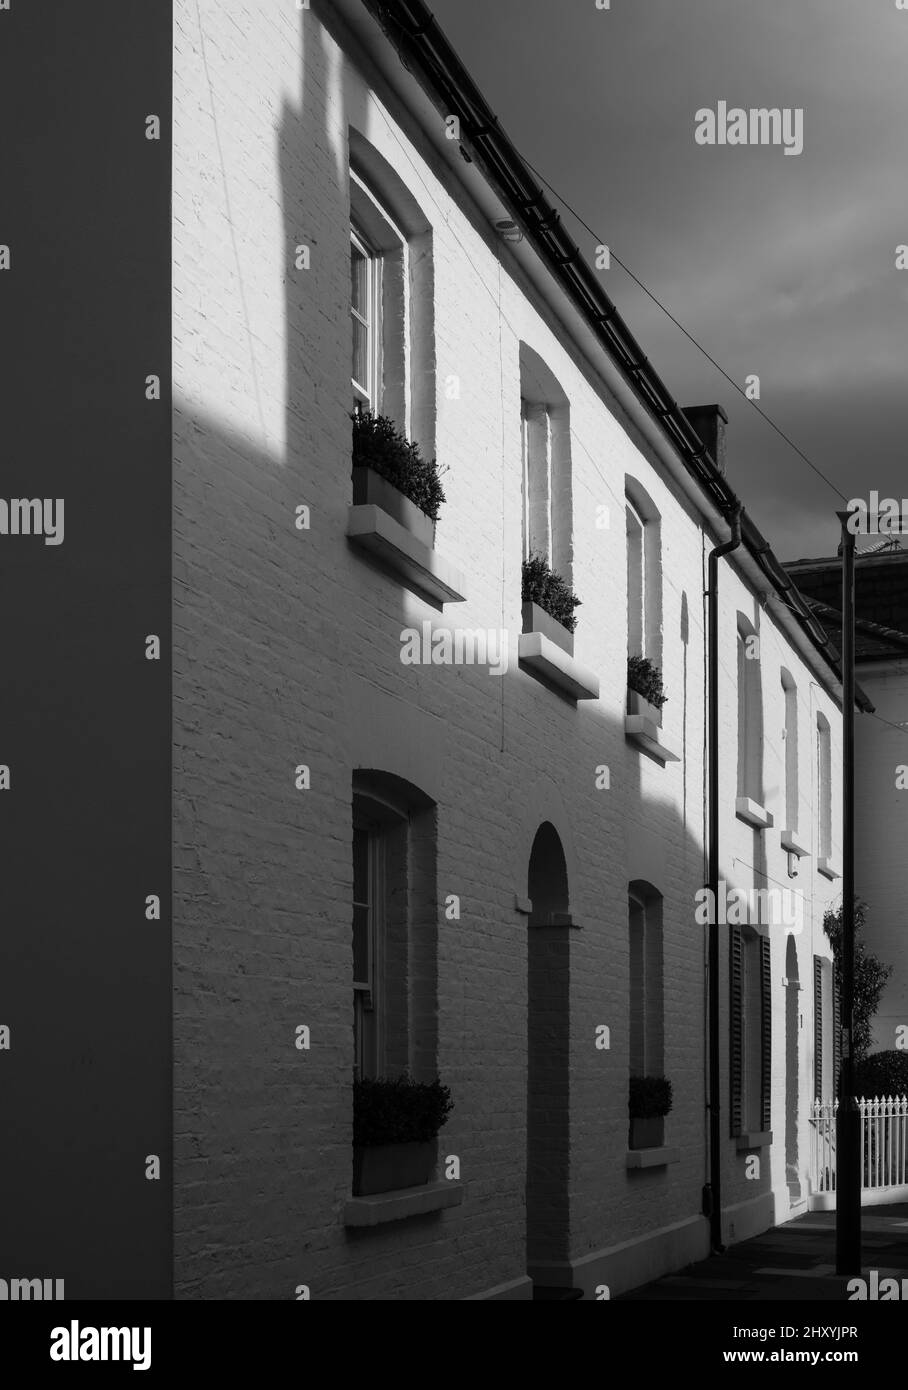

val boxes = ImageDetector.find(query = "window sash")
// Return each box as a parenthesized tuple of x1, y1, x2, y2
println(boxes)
(352, 820, 383, 1079)
(625, 501, 646, 658)
(521, 399, 553, 564)
(350, 227, 382, 413)
(817, 722, 832, 859)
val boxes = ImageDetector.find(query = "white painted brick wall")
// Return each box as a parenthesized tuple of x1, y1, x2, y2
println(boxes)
(172, 0, 844, 1297)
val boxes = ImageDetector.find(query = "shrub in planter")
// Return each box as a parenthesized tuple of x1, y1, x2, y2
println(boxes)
(854, 1051, 908, 1099)
(353, 1075, 454, 1196)
(628, 1074, 673, 1150)
(351, 410, 446, 522)
(521, 554, 581, 633)
(627, 654, 667, 710)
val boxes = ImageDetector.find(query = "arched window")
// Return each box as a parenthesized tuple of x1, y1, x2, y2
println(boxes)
(352, 771, 437, 1081)
(625, 478, 662, 667)
(526, 823, 571, 1273)
(519, 343, 572, 581)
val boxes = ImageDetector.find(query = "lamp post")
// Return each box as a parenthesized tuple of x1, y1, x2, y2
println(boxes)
(835, 510, 861, 1276)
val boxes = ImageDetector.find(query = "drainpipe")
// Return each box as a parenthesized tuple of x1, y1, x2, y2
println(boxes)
(705, 504, 743, 1252)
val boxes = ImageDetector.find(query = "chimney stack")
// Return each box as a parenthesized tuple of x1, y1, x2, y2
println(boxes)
(682, 404, 728, 477)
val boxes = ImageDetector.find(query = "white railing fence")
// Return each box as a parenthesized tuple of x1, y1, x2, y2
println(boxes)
(810, 1095, 908, 1196)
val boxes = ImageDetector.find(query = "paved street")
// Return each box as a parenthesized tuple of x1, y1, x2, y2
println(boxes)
(619, 1205, 908, 1300)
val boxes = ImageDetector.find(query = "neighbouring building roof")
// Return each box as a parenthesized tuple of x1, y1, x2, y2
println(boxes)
(786, 547, 908, 664)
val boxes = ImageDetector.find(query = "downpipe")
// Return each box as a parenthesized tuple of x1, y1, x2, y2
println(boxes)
(704, 505, 743, 1253)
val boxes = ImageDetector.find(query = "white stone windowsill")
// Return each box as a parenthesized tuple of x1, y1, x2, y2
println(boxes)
(517, 631, 599, 701)
(625, 1146, 680, 1170)
(780, 829, 810, 858)
(347, 504, 466, 607)
(735, 797, 774, 830)
(344, 1179, 464, 1228)
(736, 1130, 773, 1151)
(624, 715, 680, 765)
(817, 856, 841, 881)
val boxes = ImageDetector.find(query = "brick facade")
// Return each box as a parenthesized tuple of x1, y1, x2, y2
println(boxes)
(172, 0, 846, 1298)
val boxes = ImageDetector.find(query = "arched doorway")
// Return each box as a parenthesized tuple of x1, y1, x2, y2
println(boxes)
(526, 823, 571, 1289)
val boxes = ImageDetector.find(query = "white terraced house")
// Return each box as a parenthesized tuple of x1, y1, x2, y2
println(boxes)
(166, 0, 854, 1299)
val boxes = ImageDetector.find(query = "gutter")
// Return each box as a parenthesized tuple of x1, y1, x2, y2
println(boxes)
(359, 0, 869, 712)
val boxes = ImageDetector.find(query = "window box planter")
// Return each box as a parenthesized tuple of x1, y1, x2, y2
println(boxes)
(352, 465, 435, 549)
(347, 504, 466, 607)
(628, 1116, 664, 1150)
(353, 1139, 436, 1197)
(627, 687, 663, 728)
(521, 599, 573, 655)
(629, 1075, 672, 1152)
(624, 697, 679, 764)
(518, 601, 599, 701)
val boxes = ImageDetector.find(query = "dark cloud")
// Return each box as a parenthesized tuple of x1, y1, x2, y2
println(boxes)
(430, 0, 908, 559)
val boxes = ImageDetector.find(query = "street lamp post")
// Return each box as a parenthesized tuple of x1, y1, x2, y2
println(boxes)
(835, 511, 861, 1276)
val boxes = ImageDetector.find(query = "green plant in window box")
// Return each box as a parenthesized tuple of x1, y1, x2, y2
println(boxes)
(521, 553, 582, 633)
(627, 654, 668, 710)
(351, 410, 447, 522)
(353, 1075, 454, 1197)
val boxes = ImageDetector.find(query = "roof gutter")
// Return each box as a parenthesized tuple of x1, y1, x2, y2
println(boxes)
(359, 0, 871, 712)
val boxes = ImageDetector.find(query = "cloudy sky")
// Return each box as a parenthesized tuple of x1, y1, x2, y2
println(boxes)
(430, 0, 908, 561)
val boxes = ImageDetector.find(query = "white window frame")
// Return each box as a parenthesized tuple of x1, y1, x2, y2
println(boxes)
(521, 397, 554, 565)
(350, 224, 382, 415)
(737, 618, 763, 803)
(624, 481, 662, 667)
(626, 498, 647, 660)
